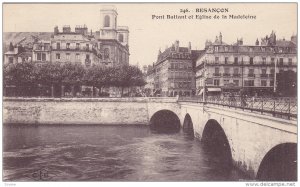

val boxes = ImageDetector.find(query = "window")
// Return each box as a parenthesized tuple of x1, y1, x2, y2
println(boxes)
(42, 53, 46, 61)
(104, 15, 110, 27)
(224, 67, 230, 74)
(215, 57, 219, 63)
(76, 43, 80, 49)
(262, 57, 266, 65)
(234, 57, 238, 64)
(279, 58, 283, 66)
(86, 54, 90, 59)
(37, 53, 41, 61)
(271, 58, 275, 64)
(119, 34, 124, 42)
(66, 43, 70, 49)
(262, 69, 266, 74)
(250, 57, 253, 65)
(86, 44, 89, 50)
(66, 53, 70, 60)
(233, 80, 239, 86)
(288, 58, 292, 66)
(76, 54, 80, 60)
(261, 47, 265, 52)
(223, 79, 229, 85)
(225, 57, 228, 64)
(270, 80, 274, 87)
(104, 48, 109, 59)
(244, 80, 254, 86)
(249, 69, 254, 76)
(225, 47, 228, 52)
(56, 43, 60, 50)
(56, 53, 60, 60)
(233, 68, 239, 75)
(213, 79, 220, 86)
(214, 46, 218, 52)
(270, 69, 275, 75)
(261, 80, 267, 87)
(9, 57, 13, 63)
(215, 67, 219, 75)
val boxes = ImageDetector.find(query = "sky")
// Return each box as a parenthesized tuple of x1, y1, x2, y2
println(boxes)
(3, 3, 297, 67)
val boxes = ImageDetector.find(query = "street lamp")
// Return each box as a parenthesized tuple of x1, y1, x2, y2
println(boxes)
(274, 58, 278, 94)
(203, 59, 207, 102)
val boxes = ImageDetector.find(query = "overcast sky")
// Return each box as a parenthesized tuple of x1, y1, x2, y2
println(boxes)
(3, 3, 297, 67)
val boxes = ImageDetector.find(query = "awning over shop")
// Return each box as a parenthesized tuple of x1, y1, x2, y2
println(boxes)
(197, 89, 204, 95)
(207, 88, 221, 92)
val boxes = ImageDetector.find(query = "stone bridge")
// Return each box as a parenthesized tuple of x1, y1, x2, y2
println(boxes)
(3, 97, 297, 180)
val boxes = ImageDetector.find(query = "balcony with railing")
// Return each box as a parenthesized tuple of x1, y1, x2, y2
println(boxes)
(232, 73, 241, 77)
(260, 74, 268, 78)
(248, 74, 255, 78)
(223, 73, 231, 77)
(213, 73, 221, 77)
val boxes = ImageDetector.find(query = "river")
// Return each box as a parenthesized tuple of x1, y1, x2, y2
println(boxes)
(3, 125, 249, 181)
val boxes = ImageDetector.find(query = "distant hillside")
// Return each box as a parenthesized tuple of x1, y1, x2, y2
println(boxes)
(3, 32, 53, 52)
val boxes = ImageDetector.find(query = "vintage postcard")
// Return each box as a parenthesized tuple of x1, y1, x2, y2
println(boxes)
(2, 2, 297, 186)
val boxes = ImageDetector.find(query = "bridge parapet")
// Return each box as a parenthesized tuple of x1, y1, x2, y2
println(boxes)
(178, 96, 297, 120)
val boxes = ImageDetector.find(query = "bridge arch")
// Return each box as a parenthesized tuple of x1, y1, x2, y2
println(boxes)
(257, 143, 297, 181)
(149, 110, 180, 133)
(183, 113, 194, 136)
(201, 119, 232, 166)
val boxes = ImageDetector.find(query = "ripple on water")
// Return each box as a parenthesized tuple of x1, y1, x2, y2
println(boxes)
(3, 125, 250, 181)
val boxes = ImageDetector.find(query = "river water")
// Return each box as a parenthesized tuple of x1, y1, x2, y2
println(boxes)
(3, 125, 249, 181)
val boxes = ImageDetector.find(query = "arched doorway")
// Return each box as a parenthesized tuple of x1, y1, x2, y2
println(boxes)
(149, 110, 180, 133)
(257, 143, 297, 181)
(202, 119, 232, 167)
(183, 114, 194, 137)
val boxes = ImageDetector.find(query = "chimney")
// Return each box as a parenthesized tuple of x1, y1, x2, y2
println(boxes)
(255, 38, 259, 46)
(291, 34, 297, 44)
(239, 38, 243, 45)
(188, 42, 191, 52)
(175, 40, 179, 51)
(219, 32, 222, 44)
(54, 26, 59, 35)
(63, 25, 71, 33)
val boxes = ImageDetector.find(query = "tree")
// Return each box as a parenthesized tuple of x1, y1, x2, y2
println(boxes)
(62, 62, 85, 85)
(276, 70, 297, 97)
(3, 61, 37, 96)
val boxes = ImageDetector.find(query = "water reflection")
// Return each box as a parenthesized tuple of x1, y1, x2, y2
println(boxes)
(3, 125, 249, 181)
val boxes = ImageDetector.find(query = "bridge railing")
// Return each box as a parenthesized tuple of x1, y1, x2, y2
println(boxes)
(178, 96, 297, 120)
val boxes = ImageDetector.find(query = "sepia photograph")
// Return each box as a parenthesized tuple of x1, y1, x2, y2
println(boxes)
(2, 2, 298, 185)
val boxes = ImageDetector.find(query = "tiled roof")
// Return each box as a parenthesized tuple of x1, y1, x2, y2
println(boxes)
(276, 40, 297, 48)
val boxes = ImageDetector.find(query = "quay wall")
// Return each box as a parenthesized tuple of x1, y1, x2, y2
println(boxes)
(3, 97, 180, 125)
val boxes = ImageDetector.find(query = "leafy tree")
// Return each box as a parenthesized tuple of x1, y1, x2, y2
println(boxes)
(3, 61, 37, 96)
(62, 62, 85, 85)
(276, 70, 297, 97)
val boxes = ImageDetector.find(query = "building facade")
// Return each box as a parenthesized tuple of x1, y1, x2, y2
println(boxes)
(149, 41, 201, 97)
(195, 32, 297, 97)
(50, 25, 99, 67)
